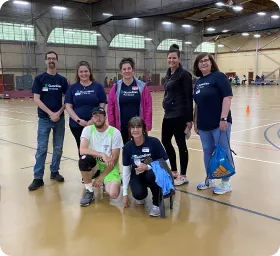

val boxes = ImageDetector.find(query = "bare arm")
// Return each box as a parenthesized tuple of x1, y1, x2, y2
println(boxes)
(80, 137, 105, 159)
(221, 96, 232, 118)
(65, 103, 80, 123)
(34, 93, 52, 116)
(99, 148, 120, 178)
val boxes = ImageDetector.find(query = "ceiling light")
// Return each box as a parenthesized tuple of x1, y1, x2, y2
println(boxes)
(13, 1, 29, 5)
(257, 12, 266, 16)
(242, 32, 249, 36)
(144, 38, 153, 41)
(185, 41, 192, 44)
(94, 33, 101, 36)
(65, 31, 75, 34)
(162, 21, 171, 25)
(132, 18, 139, 20)
(233, 6, 243, 11)
(207, 27, 216, 31)
(182, 24, 191, 28)
(254, 34, 261, 38)
(222, 30, 229, 33)
(272, 15, 280, 19)
(52, 6, 67, 10)
(218, 44, 224, 47)
(103, 13, 112, 16)
(216, 2, 225, 6)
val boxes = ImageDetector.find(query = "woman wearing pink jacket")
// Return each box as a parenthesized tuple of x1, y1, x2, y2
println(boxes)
(108, 58, 152, 144)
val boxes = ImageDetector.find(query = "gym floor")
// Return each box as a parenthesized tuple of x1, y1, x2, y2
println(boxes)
(0, 86, 280, 256)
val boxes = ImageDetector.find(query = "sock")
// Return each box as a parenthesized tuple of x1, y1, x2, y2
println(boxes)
(85, 183, 93, 192)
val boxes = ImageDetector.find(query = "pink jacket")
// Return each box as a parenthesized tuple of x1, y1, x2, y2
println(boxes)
(108, 78, 152, 131)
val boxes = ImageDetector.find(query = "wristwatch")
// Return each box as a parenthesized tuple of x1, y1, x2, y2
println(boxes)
(220, 117, 227, 121)
(77, 119, 81, 123)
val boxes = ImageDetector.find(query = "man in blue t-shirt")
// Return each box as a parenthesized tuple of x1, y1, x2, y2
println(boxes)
(28, 51, 69, 191)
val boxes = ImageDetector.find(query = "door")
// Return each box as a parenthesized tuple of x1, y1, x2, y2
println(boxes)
(248, 72, 254, 84)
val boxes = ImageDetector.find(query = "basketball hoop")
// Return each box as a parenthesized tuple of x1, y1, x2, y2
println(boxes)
(0, 0, 10, 10)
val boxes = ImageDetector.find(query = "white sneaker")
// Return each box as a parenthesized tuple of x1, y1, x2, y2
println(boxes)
(136, 199, 146, 205)
(197, 179, 216, 190)
(174, 175, 189, 186)
(213, 181, 232, 195)
(149, 205, 160, 217)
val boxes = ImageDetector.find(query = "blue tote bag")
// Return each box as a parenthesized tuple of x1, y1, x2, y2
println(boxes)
(206, 132, 236, 181)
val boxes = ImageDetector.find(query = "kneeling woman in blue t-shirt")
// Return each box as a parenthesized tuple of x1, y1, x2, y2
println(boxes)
(193, 53, 234, 195)
(122, 117, 171, 217)
(65, 61, 107, 157)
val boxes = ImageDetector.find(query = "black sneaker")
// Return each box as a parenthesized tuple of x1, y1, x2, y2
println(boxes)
(50, 172, 64, 182)
(28, 179, 44, 190)
(80, 190, 95, 206)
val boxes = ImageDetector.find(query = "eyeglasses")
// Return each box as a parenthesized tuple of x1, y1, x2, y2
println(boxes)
(198, 58, 210, 65)
(131, 125, 142, 129)
(47, 57, 57, 61)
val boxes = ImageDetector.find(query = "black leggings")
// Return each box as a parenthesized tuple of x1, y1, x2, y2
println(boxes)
(130, 170, 162, 206)
(161, 117, 189, 175)
(121, 126, 129, 145)
(70, 126, 84, 157)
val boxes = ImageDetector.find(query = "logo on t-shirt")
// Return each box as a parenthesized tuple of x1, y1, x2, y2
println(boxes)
(43, 84, 62, 91)
(75, 89, 95, 96)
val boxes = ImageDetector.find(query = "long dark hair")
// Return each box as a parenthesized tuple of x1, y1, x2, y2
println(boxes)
(193, 52, 219, 77)
(75, 61, 94, 82)
(128, 116, 147, 138)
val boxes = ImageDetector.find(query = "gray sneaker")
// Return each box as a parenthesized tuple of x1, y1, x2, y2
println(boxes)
(80, 190, 94, 207)
(149, 205, 160, 217)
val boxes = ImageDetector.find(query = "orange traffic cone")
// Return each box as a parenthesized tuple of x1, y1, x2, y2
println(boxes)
(246, 105, 250, 114)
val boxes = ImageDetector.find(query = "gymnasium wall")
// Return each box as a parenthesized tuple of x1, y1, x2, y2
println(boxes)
(0, 42, 170, 86)
(216, 35, 280, 80)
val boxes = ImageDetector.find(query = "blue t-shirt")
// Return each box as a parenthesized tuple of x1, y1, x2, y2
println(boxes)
(123, 136, 168, 174)
(119, 81, 140, 129)
(193, 71, 233, 131)
(64, 81, 107, 127)
(32, 72, 69, 118)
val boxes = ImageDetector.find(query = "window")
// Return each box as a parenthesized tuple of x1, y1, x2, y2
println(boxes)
(195, 42, 215, 53)
(110, 34, 145, 49)
(0, 22, 35, 41)
(48, 28, 98, 46)
(157, 39, 183, 50)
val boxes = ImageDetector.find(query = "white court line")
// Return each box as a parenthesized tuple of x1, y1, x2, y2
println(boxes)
(0, 116, 35, 123)
(176, 146, 280, 165)
(232, 122, 280, 133)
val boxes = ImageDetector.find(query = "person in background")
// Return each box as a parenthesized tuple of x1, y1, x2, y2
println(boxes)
(109, 79, 113, 88)
(65, 61, 107, 159)
(108, 57, 152, 144)
(28, 51, 69, 191)
(104, 76, 109, 88)
(122, 117, 170, 217)
(78, 107, 123, 206)
(193, 52, 233, 195)
(161, 44, 193, 186)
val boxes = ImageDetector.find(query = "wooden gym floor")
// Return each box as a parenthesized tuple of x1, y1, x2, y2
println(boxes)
(0, 86, 280, 256)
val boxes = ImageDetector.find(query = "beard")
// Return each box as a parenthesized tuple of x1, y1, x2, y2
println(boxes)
(49, 63, 55, 69)
(94, 121, 105, 129)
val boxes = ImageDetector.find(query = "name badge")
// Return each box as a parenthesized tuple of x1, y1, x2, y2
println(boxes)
(42, 87, 48, 92)
(142, 147, 150, 153)
(132, 86, 138, 90)
(196, 89, 200, 94)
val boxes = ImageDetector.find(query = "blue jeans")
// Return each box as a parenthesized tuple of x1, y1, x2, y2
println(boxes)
(33, 116, 65, 179)
(199, 123, 232, 182)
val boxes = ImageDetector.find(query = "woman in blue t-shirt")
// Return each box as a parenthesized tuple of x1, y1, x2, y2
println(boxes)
(122, 117, 172, 217)
(193, 53, 234, 195)
(65, 61, 107, 157)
